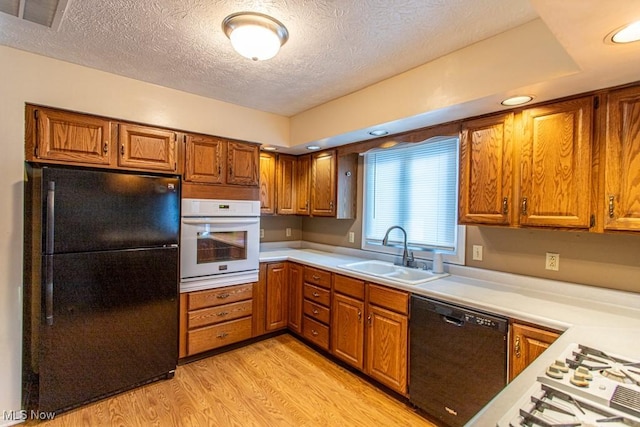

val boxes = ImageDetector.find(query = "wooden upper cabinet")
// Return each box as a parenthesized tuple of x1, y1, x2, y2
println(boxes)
(520, 97, 594, 228)
(602, 86, 640, 232)
(311, 150, 337, 216)
(184, 134, 225, 184)
(259, 152, 277, 214)
(118, 123, 178, 172)
(277, 154, 297, 215)
(227, 142, 259, 186)
(459, 113, 514, 225)
(296, 154, 311, 215)
(27, 106, 113, 166)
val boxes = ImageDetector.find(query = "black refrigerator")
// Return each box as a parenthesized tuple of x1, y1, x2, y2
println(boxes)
(23, 164, 180, 414)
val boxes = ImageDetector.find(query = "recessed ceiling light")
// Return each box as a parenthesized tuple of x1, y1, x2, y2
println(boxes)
(306, 145, 321, 150)
(501, 95, 534, 106)
(369, 129, 389, 136)
(262, 146, 277, 151)
(607, 20, 640, 44)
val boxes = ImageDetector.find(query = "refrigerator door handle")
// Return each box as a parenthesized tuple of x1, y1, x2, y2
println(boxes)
(45, 181, 55, 325)
(45, 255, 54, 326)
(46, 181, 55, 254)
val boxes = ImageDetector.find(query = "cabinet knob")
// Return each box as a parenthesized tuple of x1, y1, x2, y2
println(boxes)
(367, 314, 372, 325)
(217, 332, 229, 339)
(312, 292, 320, 298)
(217, 311, 229, 317)
(514, 335, 521, 358)
(312, 309, 319, 315)
(608, 195, 615, 218)
(103, 141, 109, 153)
(312, 275, 320, 280)
(521, 197, 528, 216)
(216, 293, 230, 299)
(311, 329, 319, 336)
(502, 197, 508, 215)
(120, 144, 125, 156)
(358, 310, 362, 321)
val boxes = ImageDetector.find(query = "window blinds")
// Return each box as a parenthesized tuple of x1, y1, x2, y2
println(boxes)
(363, 137, 459, 251)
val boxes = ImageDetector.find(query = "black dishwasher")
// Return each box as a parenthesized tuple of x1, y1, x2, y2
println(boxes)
(409, 295, 508, 427)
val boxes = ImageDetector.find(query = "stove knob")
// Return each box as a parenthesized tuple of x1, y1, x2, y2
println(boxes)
(546, 365, 565, 379)
(575, 366, 593, 381)
(570, 371, 590, 387)
(553, 360, 569, 373)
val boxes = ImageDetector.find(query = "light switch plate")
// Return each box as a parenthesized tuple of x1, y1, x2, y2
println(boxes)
(348, 231, 355, 243)
(472, 245, 483, 261)
(260, 228, 264, 239)
(285, 228, 292, 237)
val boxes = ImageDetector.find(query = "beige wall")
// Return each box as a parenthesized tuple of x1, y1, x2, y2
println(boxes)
(260, 216, 303, 242)
(0, 45, 288, 416)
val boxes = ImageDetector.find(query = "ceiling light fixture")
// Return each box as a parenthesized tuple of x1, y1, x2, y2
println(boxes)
(369, 129, 389, 136)
(222, 12, 289, 61)
(262, 146, 277, 151)
(306, 145, 321, 150)
(606, 20, 640, 44)
(501, 95, 534, 106)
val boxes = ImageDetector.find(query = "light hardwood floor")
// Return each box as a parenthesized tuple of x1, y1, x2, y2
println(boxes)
(34, 334, 435, 426)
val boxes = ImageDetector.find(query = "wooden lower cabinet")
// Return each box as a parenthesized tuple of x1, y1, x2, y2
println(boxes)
(301, 266, 332, 351)
(265, 262, 288, 331)
(331, 276, 409, 395)
(509, 322, 560, 381)
(179, 283, 254, 358)
(287, 263, 304, 334)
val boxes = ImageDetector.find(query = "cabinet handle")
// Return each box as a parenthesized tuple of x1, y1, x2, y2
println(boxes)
(312, 309, 319, 315)
(120, 144, 125, 156)
(305, 200, 309, 209)
(218, 165, 221, 175)
(216, 293, 230, 299)
(357, 310, 362, 321)
(521, 197, 528, 216)
(502, 197, 508, 215)
(367, 314, 372, 325)
(330, 201, 334, 210)
(217, 311, 229, 317)
(312, 275, 320, 280)
(312, 292, 320, 298)
(217, 332, 229, 339)
(514, 335, 521, 358)
(608, 195, 615, 218)
(103, 141, 109, 153)
(229, 166, 233, 176)
(311, 329, 319, 336)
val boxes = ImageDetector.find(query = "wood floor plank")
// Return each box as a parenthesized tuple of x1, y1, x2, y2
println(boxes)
(31, 334, 434, 426)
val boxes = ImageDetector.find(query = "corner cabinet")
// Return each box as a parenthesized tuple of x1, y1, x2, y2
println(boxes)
(602, 86, 640, 232)
(519, 97, 594, 228)
(509, 322, 560, 381)
(459, 112, 514, 225)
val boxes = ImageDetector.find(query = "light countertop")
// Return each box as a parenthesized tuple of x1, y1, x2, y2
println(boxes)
(259, 244, 640, 426)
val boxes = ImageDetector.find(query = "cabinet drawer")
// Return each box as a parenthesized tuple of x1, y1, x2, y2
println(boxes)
(187, 317, 252, 355)
(334, 275, 365, 300)
(368, 284, 408, 315)
(303, 283, 331, 307)
(302, 316, 329, 350)
(303, 300, 330, 324)
(303, 266, 332, 289)
(188, 284, 253, 310)
(188, 300, 253, 329)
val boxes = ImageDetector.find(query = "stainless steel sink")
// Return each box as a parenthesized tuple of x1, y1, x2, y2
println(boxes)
(337, 260, 448, 285)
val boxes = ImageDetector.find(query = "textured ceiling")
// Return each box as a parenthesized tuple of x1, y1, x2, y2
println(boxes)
(0, 0, 538, 116)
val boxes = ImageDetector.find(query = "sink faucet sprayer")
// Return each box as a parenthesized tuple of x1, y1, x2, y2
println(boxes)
(382, 226, 416, 267)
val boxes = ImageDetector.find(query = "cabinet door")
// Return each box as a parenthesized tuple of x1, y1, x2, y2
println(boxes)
(332, 293, 365, 370)
(311, 150, 337, 216)
(365, 304, 408, 395)
(520, 97, 593, 228)
(459, 113, 514, 225)
(277, 154, 297, 215)
(510, 323, 559, 380)
(227, 142, 259, 186)
(259, 152, 277, 214)
(265, 263, 288, 331)
(603, 86, 640, 231)
(296, 154, 311, 215)
(30, 107, 113, 166)
(287, 263, 304, 334)
(184, 134, 225, 184)
(118, 124, 178, 172)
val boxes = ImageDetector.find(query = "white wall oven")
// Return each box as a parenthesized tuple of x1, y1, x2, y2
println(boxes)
(180, 199, 260, 292)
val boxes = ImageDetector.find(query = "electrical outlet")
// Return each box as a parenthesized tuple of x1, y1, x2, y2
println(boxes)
(348, 231, 355, 243)
(260, 228, 264, 239)
(545, 252, 559, 271)
(285, 228, 292, 237)
(472, 245, 483, 261)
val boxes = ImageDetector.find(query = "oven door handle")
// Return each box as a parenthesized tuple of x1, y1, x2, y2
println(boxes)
(182, 218, 259, 225)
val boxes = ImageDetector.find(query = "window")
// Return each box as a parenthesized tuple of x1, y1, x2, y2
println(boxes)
(362, 136, 465, 264)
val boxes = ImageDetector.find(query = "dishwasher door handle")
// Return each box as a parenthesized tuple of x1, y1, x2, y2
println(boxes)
(442, 315, 464, 327)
